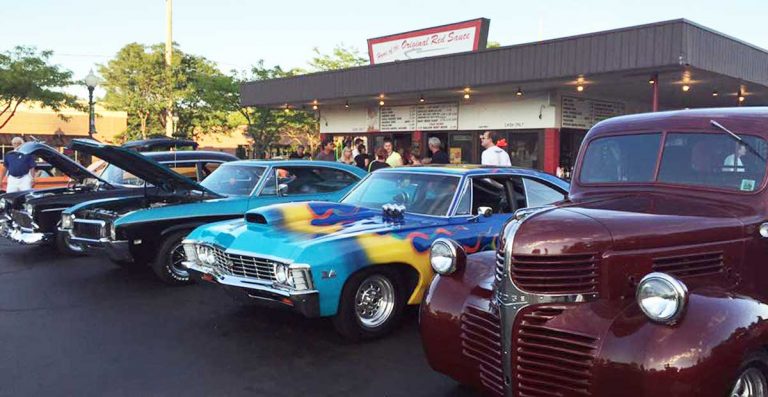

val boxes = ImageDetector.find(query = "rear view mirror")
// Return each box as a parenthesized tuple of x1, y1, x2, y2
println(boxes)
(278, 183, 289, 196)
(477, 206, 492, 217)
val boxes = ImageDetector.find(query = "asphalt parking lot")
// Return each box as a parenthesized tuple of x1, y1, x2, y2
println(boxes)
(0, 240, 475, 397)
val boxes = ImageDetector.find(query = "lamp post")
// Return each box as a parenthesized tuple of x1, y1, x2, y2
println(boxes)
(84, 70, 99, 138)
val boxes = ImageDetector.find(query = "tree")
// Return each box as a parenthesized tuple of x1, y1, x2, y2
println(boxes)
(307, 44, 367, 72)
(486, 41, 501, 49)
(99, 43, 230, 140)
(0, 46, 80, 131)
(224, 61, 318, 158)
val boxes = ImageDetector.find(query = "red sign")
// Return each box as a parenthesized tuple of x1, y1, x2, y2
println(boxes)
(367, 18, 490, 65)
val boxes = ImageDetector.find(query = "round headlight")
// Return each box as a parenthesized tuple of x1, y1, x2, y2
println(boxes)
(24, 203, 34, 215)
(274, 264, 289, 284)
(61, 214, 73, 230)
(636, 272, 688, 324)
(430, 238, 466, 275)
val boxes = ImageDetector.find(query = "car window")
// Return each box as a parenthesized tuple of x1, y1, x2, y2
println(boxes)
(580, 133, 661, 184)
(454, 180, 471, 215)
(523, 177, 567, 207)
(166, 162, 199, 181)
(201, 162, 222, 179)
(200, 164, 266, 196)
(342, 172, 460, 216)
(658, 132, 768, 192)
(261, 167, 360, 196)
(101, 163, 143, 186)
(470, 176, 515, 214)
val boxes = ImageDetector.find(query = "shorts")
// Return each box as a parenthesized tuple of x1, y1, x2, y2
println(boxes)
(6, 174, 32, 193)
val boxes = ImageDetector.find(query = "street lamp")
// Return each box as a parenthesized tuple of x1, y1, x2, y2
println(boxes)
(84, 70, 99, 138)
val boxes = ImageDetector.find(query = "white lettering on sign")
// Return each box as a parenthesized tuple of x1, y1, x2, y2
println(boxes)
(561, 96, 625, 129)
(367, 19, 487, 64)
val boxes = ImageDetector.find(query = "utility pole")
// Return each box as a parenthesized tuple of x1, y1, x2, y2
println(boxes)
(165, 0, 174, 137)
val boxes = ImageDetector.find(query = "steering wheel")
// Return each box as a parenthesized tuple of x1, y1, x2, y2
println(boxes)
(393, 191, 410, 205)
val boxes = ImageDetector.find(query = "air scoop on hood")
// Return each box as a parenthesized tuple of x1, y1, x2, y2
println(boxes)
(244, 202, 379, 228)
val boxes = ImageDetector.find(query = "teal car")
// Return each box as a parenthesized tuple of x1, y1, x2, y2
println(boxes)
(60, 140, 366, 285)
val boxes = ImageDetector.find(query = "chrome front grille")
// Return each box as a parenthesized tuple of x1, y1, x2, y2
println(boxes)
(460, 306, 504, 396)
(515, 306, 598, 396)
(11, 210, 34, 230)
(511, 254, 598, 295)
(209, 246, 277, 282)
(72, 219, 106, 240)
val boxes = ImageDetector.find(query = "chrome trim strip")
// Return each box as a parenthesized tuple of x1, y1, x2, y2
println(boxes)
(186, 261, 318, 296)
(496, 206, 598, 397)
(40, 207, 69, 213)
(73, 218, 106, 226)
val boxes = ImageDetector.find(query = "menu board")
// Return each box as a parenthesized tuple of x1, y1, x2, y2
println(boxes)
(380, 103, 458, 131)
(561, 96, 625, 129)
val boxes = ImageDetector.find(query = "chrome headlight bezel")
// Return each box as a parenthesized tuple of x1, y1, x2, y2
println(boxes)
(0, 199, 6, 210)
(274, 263, 290, 285)
(182, 241, 198, 264)
(109, 222, 117, 240)
(61, 214, 74, 230)
(194, 244, 218, 268)
(636, 272, 688, 325)
(430, 238, 466, 275)
(23, 203, 34, 215)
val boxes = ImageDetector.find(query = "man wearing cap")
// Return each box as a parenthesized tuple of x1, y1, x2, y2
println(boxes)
(1, 137, 36, 193)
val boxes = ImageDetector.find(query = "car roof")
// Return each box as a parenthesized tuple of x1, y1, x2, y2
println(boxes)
(375, 165, 568, 188)
(141, 150, 238, 162)
(221, 159, 367, 174)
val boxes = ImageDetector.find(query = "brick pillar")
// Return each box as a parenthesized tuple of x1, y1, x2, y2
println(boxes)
(543, 128, 560, 175)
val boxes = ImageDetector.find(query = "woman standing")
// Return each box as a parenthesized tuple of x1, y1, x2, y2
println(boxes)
(368, 147, 391, 172)
(338, 147, 355, 165)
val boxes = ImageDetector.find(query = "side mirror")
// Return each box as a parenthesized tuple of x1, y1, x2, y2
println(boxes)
(277, 183, 289, 196)
(477, 206, 493, 217)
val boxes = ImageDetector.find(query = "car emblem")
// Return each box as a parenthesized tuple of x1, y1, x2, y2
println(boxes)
(322, 269, 336, 279)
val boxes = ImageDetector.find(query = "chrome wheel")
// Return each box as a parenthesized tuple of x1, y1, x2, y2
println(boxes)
(731, 367, 768, 397)
(354, 274, 395, 328)
(167, 242, 189, 280)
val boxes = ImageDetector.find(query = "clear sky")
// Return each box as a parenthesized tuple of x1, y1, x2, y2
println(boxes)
(4, 0, 767, 98)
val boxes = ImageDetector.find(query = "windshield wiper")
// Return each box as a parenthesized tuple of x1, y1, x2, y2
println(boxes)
(710, 120, 766, 162)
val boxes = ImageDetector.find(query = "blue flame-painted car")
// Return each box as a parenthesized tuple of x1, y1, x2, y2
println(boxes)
(182, 166, 569, 340)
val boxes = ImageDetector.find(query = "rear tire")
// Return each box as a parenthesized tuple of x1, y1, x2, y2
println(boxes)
(151, 230, 192, 286)
(730, 351, 768, 397)
(332, 267, 406, 341)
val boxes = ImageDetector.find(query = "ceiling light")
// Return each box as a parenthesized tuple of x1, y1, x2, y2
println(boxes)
(516, 87, 523, 96)
(419, 95, 425, 103)
(576, 85, 584, 92)
(379, 100, 385, 106)
(577, 76, 585, 84)
(344, 101, 350, 109)
(712, 90, 719, 97)
(312, 99, 318, 105)
(312, 104, 318, 110)
(379, 94, 385, 99)
(463, 93, 470, 99)
(649, 76, 656, 85)
(682, 85, 690, 92)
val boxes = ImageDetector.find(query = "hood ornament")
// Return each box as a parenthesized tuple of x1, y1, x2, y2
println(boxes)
(382, 204, 406, 223)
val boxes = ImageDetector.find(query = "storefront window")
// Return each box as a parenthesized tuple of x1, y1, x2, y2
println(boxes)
(507, 131, 540, 169)
(449, 133, 473, 164)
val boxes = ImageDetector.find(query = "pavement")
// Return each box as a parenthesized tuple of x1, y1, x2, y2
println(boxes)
(0, 240, 477, 397)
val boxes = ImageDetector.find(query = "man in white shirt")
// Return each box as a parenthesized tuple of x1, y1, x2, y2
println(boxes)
(480, 131, 512, 166)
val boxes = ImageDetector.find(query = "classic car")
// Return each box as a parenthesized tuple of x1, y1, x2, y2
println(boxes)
(61, 142, 366, 285)
(0, 140, 236, 253)
(420, 107, 768, 397)
(181, 166, 569, 340)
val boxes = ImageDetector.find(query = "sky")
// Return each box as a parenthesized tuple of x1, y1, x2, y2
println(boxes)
(4, 0, 767, 98)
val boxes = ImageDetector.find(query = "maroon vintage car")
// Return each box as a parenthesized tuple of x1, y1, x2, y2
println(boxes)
(420, 107, 768, 397)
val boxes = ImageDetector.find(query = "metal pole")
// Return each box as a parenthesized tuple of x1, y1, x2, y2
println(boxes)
(165, 0, 174, 137)
(651, 74, 659, 112)
(88, 86, 96, 138)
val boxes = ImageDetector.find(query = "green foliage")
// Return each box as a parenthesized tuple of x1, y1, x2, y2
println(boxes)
(307, 44, 367, 71)
(0, 46, 81, 131)
(486, 40, 501, 49)
(99, 43, 231, 139)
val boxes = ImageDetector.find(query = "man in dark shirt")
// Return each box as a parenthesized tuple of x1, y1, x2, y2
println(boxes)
(427, 137, 449, 164)
(1, 137, 35, 192)
(289, 145, 310, 159)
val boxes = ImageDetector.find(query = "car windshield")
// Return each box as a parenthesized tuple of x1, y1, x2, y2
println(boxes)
(200, 164, 266, 196)
(100, 163, 145, 187)
(342, 172, 460, 216)
(580, 132, 768, 192)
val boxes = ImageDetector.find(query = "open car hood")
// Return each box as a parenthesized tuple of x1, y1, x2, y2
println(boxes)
(18, 141, 108, 184)
(69, 139, 220, 197)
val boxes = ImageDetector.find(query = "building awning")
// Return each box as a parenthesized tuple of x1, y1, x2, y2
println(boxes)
(241, 19, 768, 110)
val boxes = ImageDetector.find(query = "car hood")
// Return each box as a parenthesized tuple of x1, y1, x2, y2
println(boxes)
(514, 193, 747, 255)
(70, 139, 219, 197)
(190, 201, 455, 260)
(18, 141, 107, 183)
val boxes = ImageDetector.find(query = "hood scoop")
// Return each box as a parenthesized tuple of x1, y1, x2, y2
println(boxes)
(652, 251, 724, 278)
(245, 212, 267, 224)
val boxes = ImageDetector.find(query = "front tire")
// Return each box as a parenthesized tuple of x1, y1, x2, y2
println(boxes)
(151, 230, 192, 286)
(730, 352, 768, 397)
(333, 268, 406, 341)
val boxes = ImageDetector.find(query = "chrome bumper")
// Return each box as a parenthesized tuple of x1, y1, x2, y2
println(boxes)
(61, 228, 133, 263)
(2, 219, 51, 245)
(184, 261, 320, 317)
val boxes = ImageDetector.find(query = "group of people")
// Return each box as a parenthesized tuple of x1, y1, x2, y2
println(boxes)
(288, 130, 512, 173)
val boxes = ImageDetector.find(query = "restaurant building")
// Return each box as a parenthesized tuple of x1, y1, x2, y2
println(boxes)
(241, 19, 768, 175)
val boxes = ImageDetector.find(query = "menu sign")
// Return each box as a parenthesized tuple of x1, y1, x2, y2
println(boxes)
(379, 103, 458, 131)
(367, 19, 490, 64)
(561, 96, 625, 129)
